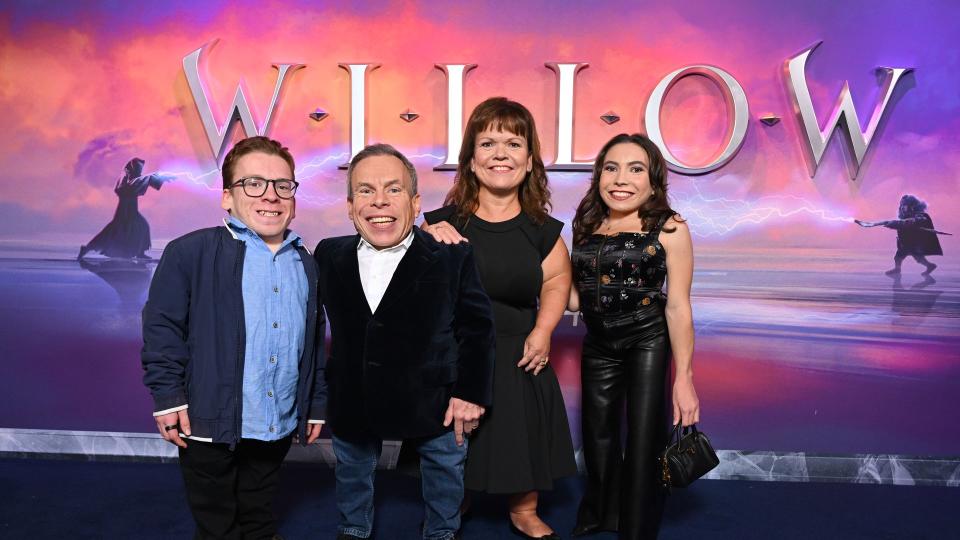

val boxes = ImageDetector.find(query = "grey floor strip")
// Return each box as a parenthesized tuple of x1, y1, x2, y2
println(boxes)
(1, 428, 957, 486)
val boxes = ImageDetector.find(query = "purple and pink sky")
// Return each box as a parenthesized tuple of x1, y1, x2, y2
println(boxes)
(1, 0, 957, 251)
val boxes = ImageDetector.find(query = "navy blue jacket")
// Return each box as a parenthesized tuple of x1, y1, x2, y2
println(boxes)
(141, 226, 326, 445)
(314, 227, 495, 441)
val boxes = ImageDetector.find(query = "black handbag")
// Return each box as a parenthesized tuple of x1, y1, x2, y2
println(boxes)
(659, 421, 719, 489)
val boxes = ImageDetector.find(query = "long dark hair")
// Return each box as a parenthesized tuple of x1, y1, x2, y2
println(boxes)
(898, 194, 927, 218)
(571, 133, 681, 245)
(444, 97, 551, 225)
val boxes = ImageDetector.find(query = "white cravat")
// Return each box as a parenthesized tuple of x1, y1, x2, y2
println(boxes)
(356, 231, 414, 312)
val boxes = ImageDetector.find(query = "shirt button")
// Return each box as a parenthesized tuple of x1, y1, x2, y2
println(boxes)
(272, 322, 279, 328)
(273, 286, 279, 293)
(269, 426, 275, 433)
(270, 356, 277, 364)
(267, 390, 274, 397)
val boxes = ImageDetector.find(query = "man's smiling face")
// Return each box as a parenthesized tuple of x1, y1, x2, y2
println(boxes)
(221, 151, 296, 246)
(347, 154, 421, 250)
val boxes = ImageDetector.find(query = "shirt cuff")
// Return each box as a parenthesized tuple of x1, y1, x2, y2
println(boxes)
(307, 419, 325, 424)
(153, 404, 188, 417)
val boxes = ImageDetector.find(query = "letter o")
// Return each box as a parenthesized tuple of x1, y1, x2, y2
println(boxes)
(644, 65, 750, 175)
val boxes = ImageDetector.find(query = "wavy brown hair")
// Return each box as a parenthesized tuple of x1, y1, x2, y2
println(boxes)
(444, 97, 551, 225)
(572, 133, 681, 245)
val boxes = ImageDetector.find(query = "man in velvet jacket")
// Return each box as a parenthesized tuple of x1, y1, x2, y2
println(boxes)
(313, 143, 495, 540)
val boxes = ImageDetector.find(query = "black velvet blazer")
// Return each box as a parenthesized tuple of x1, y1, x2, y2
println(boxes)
(313, 227, 495, 441)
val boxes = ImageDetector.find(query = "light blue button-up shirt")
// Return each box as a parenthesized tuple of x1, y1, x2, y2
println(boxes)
(227, 216, 308, 441)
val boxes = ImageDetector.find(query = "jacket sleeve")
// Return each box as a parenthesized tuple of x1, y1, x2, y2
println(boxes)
(309, 301, 328, 422)
(422, 205, 457, 226)
(309, 241, 329, 420)
(450, 244, 496, 406)
(141, 242, 192, 412)
(883, 214, 930, 230)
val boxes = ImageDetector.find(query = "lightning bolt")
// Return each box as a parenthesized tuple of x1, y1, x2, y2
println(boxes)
(154, 168, 221, 191)
(549, 170, 856, 238)
(406, 152, 446, 161)
(157, 152, 351, 206)
(673, 182, 855, 237)
(294, 152, 349, 179)
(158, 148, 858, 235)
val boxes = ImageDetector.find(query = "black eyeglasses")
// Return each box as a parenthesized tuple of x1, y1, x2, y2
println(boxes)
(230, 176, 299, 199)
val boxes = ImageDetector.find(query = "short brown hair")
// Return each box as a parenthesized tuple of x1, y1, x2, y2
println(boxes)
(444, 97, 552, 225)
(221, 136, 295, 189)
(346, 143, 418, 200)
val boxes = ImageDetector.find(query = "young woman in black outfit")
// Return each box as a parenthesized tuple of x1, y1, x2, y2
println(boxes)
(568, 133, 700, 540)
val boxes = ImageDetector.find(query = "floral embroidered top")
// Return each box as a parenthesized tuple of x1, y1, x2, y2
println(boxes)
(571, 216, 670, 317)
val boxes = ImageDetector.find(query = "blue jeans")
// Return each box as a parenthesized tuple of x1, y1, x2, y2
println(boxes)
(332, 431, 466, 539)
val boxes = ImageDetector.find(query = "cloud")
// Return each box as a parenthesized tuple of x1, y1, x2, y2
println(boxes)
(72, 131, 137, 185)
(894, 132, 939, 153)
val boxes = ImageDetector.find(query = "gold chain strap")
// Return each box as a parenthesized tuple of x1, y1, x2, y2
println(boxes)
(660, 455, 671, 487)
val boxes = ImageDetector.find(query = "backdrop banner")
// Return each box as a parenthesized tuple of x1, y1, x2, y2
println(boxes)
(1, 0, 957, 483)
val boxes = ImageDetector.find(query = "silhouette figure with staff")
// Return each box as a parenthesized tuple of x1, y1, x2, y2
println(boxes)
(856, 194, 948, 276)
(78, 158, 172, 260)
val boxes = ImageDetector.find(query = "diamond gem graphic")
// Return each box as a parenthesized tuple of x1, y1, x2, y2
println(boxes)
(600, 111, 621, 125)
(759, 115, 780, 126)
(399, 110, 420, 122)
(308, 108, 328, 122)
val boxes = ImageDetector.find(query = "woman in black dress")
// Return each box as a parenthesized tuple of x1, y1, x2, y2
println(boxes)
(423, 97, 576, 539)
(568, 133, 700, 539)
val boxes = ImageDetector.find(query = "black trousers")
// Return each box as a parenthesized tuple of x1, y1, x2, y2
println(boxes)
(575, 308, 670, 540)
(178, 435, 293, 540)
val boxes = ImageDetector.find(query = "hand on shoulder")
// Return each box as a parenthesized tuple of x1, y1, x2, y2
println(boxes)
(422, 220, 468, 245)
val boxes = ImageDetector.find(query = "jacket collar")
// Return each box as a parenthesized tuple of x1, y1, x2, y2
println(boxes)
(332, 227, 439, 316)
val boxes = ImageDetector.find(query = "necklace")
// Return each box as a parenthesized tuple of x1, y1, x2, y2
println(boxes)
(600, 218, 646, 236)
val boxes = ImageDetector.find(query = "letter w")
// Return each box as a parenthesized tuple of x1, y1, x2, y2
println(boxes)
(786, 41, 912, 180)
(183, 41, 304, 164)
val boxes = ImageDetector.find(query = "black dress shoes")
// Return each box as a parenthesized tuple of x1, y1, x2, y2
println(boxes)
(571, 523, 601, 536)
(509, 522, 561, 540)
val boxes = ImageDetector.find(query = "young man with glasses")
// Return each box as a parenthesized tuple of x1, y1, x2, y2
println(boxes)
(142, 136, 326, 539)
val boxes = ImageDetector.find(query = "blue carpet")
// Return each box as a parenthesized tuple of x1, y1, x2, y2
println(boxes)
(0, 458, 957, 539)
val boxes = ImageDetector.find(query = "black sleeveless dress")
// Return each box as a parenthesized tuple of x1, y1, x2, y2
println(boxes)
(424, 206, 577, 493)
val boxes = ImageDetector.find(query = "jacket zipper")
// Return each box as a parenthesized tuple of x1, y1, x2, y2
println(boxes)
(233, 241, 246, 449)
(297, 244, 316, 441)
(595, 235, 606, 312)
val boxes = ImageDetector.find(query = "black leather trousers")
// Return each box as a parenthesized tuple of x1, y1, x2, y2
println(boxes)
(575, 306, 670, 540)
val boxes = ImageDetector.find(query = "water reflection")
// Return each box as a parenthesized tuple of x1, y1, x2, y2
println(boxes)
(890, 273, 942, 322)
(78, 258, 155, 308)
